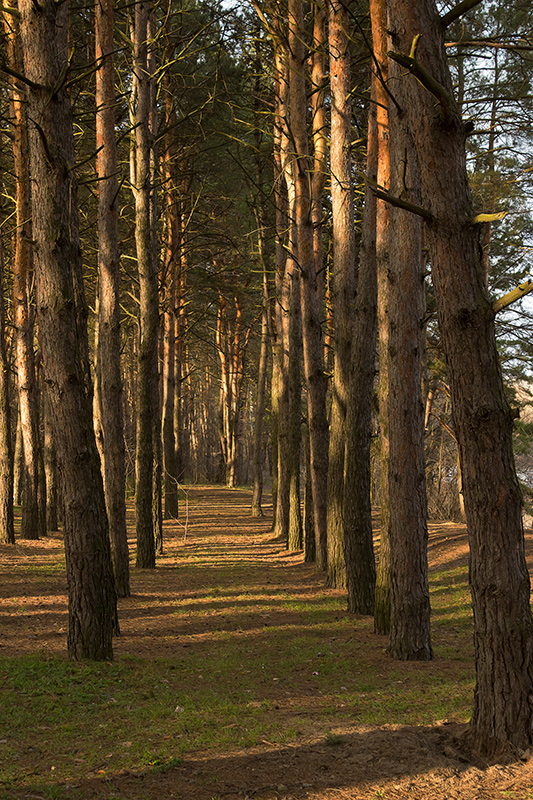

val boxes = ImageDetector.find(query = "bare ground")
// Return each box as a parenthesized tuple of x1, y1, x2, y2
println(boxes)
(1, 486, 533, 800)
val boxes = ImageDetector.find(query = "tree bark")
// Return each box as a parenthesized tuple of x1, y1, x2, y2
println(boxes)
(343, 70, 378, 615)
(251, 62, 270, 517)
(251, 260, 269, 517)
(0, 228, 14, 544)
(387, 0, 533, 755)
(96, 0, 130, 596)
(43, 390, 59, 532)
(131, 0, 158, 569)
(272, 40, 291, 542)
(161, 33, 180, 519)
(386, 55, 432, 659)
(288, 0, 329, 569)
(4, 13, 41, 541)
(370, 0, 392, 633)
(310, 1, 327, 308)
(326, 0, 357, 589)
(19, 0, 117, 659)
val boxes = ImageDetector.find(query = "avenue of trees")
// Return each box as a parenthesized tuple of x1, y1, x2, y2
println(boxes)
(1, 0, 533, 760)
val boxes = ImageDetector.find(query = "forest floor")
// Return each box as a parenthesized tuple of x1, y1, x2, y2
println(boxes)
(1, 486, 533, 800)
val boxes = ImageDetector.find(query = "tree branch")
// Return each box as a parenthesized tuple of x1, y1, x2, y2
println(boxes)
(388, 44, 454, 127)
(493, 280, 533, 314)
(368, 180, 433, 222)
(0, 3, 20, 17)
(472, 211, 507, 225)
(0, 59, 41, 91)
(441, 0, 484, 29)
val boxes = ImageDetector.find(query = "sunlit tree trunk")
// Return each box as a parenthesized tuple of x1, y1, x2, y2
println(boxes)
(343, 71, 378, 615)
(387, 0, 533, 755)
(252, 244, 270, 517)
(279, 42, 303, 551)
(272, 42, 290, 540)
(370, 0, 392, 633)
(287, 248, 303, 551)
(161, 30, 180, 519)
(131, 0, 158, 568)
(310, 1, 326, 307)
(4, 13, 41, 541)
(326, 0, 356, 589)
(174, 182, 189, 483)
(43, 390, 59, 532)
(13, 413, 23, 507)
(19, 0, 117, 659)
(96, 0, 130, 596)
(216, 295, 251, 487)
(251, 57, 270, 517)
(288, 0, 328, 569)
(0, 228, 14, 544)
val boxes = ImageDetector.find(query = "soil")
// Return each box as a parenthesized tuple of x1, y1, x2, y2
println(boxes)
(2, 486, 533, 800)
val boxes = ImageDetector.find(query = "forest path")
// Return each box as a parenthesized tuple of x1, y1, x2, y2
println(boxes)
(1, 486, 533, 799)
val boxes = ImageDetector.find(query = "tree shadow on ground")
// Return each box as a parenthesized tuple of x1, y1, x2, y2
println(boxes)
(4, 721, 532, 800)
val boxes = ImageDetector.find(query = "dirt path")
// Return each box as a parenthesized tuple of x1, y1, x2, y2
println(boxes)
(1, 486, 533, 799)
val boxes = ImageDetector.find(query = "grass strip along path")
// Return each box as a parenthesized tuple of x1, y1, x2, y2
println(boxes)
(1, 486, 533, 799)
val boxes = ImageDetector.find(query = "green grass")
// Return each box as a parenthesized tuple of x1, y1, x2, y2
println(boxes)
(0, 523, 477, 796)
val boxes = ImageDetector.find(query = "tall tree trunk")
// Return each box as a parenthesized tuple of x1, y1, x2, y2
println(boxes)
(310, 1, 326, 307)
(386, 57, 432, 659)
(251, 62, 270, 517)
(4, 13, 41, 541)
(19, 0, 117, 659)
(216, 295, 251, 488)
(161, 40, 180, 519)
(343, 70, 378, 615)
(43, 390, 59, 532)
(174, 184, 188, 484)
(272, 42, 291, 540)
(13, 412, 23, 507)
(252, 260, 269, 517)
(288, 0, 329, 569)
(0, 226, 14, 544)
(326, 0, 357, 589)
(303, 421, 315, 561)
(281, 57, 303, 551)
(287, 257, 303, 551)
(96, 0, 130, 596)
(131, 0, 158, 569)
(370, 0, 392, 633)
(387, 0, 533, 756)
